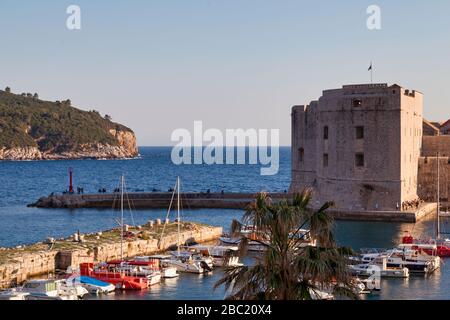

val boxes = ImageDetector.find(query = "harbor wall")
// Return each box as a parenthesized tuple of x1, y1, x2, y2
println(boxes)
(0, 225, 222, 289)
(30, 192, 286, 210)
(326, 203, 437, 223)
(29, 191, 439, 222)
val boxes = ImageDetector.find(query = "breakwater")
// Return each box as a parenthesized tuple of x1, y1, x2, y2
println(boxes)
(0, 222, 222, 289)
(29, 192, 289, 210)
(29, 192, 438, 223)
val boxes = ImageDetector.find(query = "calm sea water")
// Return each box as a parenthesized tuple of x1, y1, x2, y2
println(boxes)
(0, 147, 449, 300)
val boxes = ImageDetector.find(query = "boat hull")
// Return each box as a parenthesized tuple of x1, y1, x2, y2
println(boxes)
(80, 263, 149, 290)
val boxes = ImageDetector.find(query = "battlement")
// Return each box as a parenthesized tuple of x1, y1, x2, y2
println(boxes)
(342, 83, 388, 89)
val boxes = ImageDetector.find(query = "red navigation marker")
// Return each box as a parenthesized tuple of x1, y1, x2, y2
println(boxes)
(69, 167, 74, 193)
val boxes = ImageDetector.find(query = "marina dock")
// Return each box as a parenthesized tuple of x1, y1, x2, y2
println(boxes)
(29, 192, 438, 223)
(0, 221, 222, 289)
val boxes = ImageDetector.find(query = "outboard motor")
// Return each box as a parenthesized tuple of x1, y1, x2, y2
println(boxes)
(200, 261, 213, 272)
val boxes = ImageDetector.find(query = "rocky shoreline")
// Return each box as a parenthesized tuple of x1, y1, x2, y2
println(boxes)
(0, 129, 139, 161)
(0, 144, 139, 161)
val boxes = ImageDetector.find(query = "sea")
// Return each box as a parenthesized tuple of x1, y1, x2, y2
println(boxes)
(0, 147, 449, 300)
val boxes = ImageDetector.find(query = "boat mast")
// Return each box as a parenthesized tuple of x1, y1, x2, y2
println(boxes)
(437, 153, 441, 239)
(177, 176, 181, 255)
(121, 174, 124, 260)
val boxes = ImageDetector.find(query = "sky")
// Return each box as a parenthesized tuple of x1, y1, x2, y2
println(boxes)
(1, 0, 449, 146)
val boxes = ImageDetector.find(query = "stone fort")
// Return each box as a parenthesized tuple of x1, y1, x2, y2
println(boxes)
(290, 83, 450, 212)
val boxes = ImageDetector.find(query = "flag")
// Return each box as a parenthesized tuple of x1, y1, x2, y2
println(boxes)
(368, 63, 372, 71)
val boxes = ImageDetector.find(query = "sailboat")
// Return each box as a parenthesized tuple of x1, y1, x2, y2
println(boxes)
(402, 153, 450, 257)
(161, 177, 213, 274)
(80, 175, 160, 289)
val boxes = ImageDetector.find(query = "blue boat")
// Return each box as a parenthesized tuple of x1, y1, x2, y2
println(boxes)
(78, 276, 116, 294)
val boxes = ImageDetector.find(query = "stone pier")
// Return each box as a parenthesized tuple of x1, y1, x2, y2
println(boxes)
(0, 222, 222, 289)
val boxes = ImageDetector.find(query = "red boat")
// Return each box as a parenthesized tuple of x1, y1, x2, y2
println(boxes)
(402, 236, 450, 257)
(80, 263, 149, 290)
(107, 259, 159, 268)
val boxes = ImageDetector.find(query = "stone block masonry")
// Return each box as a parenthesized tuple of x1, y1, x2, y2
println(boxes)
(290, 83, 423, 211)
(422, 136, 450, 157)
(418, 156, 450, 206)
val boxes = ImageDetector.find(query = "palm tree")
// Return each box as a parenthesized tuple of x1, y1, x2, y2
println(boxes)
(215, 190, 357, 300)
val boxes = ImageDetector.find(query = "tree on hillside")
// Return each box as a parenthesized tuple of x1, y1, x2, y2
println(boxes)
(5, 87, 11, 93)
(215, 191, 357, 300)
(104, 114, 112, 121)
(26, 93, 33, 98)
(33, 93, 39, 100)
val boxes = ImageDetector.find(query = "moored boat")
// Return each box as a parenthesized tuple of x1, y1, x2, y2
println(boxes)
(348, 256, 409, 279)
(106, 260, 162, 286)
(134, 255, 179, 278)
(80, 263, 149, 290)
(190, 245, 243, 267)
(355, 247, 440, 274)
(76, 276, 116, 294)
(168, 250, 214, 274)
(0, 289, 29, 300)
(402, 236, 450, 258)
(16, 279, 81, 300)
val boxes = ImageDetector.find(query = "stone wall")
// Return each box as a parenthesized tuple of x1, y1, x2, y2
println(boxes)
(0, 251, 58, 288)
(0, 226, 222, 289)
(422, 136, 450, 157)
(418, 156, 450, 204)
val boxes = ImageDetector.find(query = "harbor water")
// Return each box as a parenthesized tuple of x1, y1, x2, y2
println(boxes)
(0, 147, 449, 300)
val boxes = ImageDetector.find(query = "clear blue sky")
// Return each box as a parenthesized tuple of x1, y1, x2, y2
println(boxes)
(1, 0, 449, 146)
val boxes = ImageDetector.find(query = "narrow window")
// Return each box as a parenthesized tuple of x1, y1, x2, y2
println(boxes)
(352, 99, 362, 108)
(323, 154, 329, 167)
(323, 126, 329, 140)
(355, 153, 365, 167)
(356, 126, 364, 139)
(299, 148, 304, 162)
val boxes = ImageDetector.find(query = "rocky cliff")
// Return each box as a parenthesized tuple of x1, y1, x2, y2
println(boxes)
(0, 89, 138, 160)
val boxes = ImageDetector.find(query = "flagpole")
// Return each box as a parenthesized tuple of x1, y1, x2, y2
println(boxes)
(370, 62, 373, 84)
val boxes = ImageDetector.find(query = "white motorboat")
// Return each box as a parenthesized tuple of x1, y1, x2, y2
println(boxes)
(18, 279, 81, 300)
(348, 256, 409, 279)
(356, 247, 440, 274)
(59, 279, 90, 299)
(163, 255, 207, 274)
(349, 263, 409, 279)
(168, 250, 213, 273)
(134, 255, 179, 278)
(190, 245, 243, 267)
(0, 289, 30, 300)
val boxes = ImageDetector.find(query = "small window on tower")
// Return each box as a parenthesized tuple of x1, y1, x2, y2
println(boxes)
(352, 99, 363, 108)
(356, 126, 364, 139)
(299, 148, 304, 162)
(355, 153, 365, 167)
(324, 126, 329, 140)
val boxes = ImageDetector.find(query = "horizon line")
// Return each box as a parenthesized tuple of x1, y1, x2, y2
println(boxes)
(137, 145, 292, 148)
